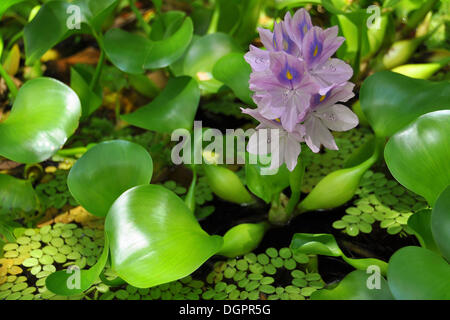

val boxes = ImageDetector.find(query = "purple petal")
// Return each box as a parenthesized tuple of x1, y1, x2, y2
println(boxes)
(311, 59, 353, 95)
(302, 26, 345, 68)
(304, 116, 338, 153)
(284, 135, 301, 171)
(302, 27, 324, 67)
(244, 45, 270, 72)
(316, 104, 359, 131)
(258, 27, 276, 51)
(316, 26, 345, 66)
(241, 107, 282, 129)
(285, 8, 313, 51)
(311, 82, 355, 110)
(269, 51, 306, 88)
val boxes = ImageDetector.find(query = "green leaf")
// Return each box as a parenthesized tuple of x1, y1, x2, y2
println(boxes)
(431, 186, 450, 261)
(231, 0, 263, 47)
(218, 222, 269, 258)
(70, 67, 102, 117)
(82, 0, 118, 32)
(212, 52, 254, 105)
(24, 1, 83, 64)
(311, 270, 394, 300)
(46, 235, 110, 296)
(360, 15, 389, 60)
(0, 174, 37, 213)
(291, 233, 342, 257)
(385, 110, 450, 206)
(177, 33, 242, 93)
(121, 76, 200, 133)
(0, 77, 81, 164)
(360, 71, 450, 137)
(67, 140, 153, 217)
(103, 29, 148, 74)
(0, 0, 27, 19)
(388, 246, 450, 300)
(144, 16, 193, 69)
(408, 209, 439, 254)
(103, 16, 193, 74)
(245, 158, 290, 203)
(291, 233, 388, 275)
(105, 184, 223, 288)
(24, 0, 118, 64)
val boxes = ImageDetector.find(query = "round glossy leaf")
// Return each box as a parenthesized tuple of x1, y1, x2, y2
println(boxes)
(143, 17, 193, 69)
(0, 77, 81, 164)
(181, 33, 242, 92)
(407, 209, 439, 254)
(431, 186, 450, 261)
(104, 17, 193, 74)
(385, 110, 450, 205)
(291, 232, 387, 274)
(121, 76, 200, 133)
(245, 158, 290, 204)
(24, 0, 117, 64)
(70, 67, 102, 118)
(311, 270, 394, 300)
(46, 236, 109, 296)
(388, 246, 450, 300)
(290, 233, 343, 257)
(360, 71, 450, 137)
(0, 174, 37, 213)
(24, 2, 85, 64)
(105, 185, 223, 288)
(103, 28, 150, 74)
(212, 52, 254, 105)
(0, 0, 27, 19)
(67, 140, 153, 217)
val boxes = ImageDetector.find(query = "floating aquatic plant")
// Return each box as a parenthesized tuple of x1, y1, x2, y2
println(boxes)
(242, 9, 358, 171)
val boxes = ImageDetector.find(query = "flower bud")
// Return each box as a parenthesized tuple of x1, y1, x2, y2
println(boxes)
(392, 60, 449, 79)
(217, 222, 270, 258)
(298, 154, 377, 213)
(203, 164, 254, 204)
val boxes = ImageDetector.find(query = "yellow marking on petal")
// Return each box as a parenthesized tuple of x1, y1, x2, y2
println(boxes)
(286, 70, 293, 80)
(273, 39, 277, 48)
(283, 40, 289, 50)
(319, 95, 326, 102)
(313, 45, 318, 57)
(303, 25, 308, 34)
(275, 118, 281, 123)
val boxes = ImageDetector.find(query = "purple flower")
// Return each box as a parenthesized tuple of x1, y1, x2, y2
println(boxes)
(249, 52, 318, 132)
(242, 8, 359, 171)
(302, 26, 352, 94)
(242, 108, 304, 171)
(284, 9, 313, 54)
(303, 82, 358, 152)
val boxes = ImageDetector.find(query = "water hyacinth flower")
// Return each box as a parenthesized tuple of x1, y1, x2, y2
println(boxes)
(241, 108, 304, 172)
(303, 82, 358, 153)
(243, 8, 359, 171)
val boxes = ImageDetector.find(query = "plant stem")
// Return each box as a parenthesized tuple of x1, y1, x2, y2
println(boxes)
(129, 0, 152, 36)
(56, 146, 89, 157)
(89, 48, 105, 91)
(0, 63, 18, 98)
(286, 159, 306, 216)
(185, 165, 197, 213)
(206, 2, 220, 34)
